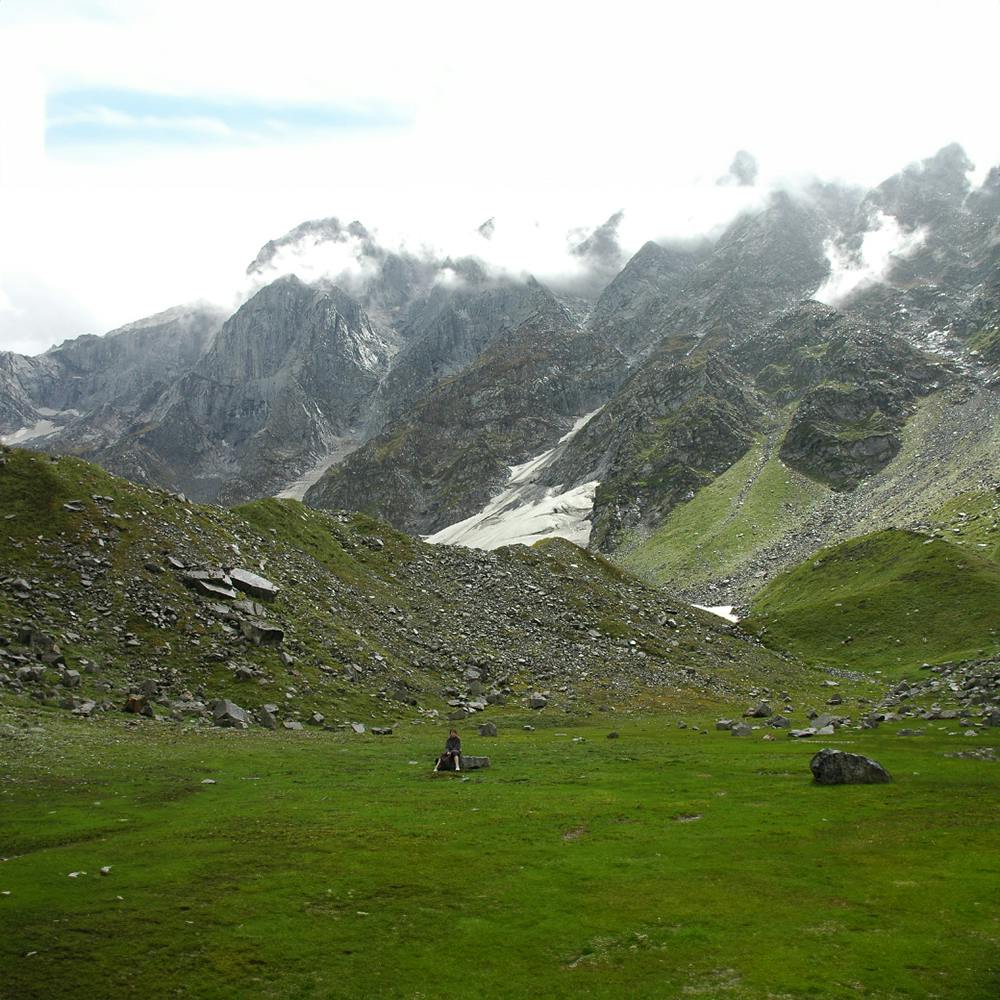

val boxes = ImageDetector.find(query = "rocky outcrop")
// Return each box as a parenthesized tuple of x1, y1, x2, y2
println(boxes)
(736, 302, 950, 489)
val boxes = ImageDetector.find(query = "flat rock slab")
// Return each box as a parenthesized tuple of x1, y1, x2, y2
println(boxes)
(462, 755, 491, 770)
(810, 747, 891, 785)
(229, 568, 279, 601)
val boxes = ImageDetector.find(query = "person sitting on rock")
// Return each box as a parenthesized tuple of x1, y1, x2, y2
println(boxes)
(435, 728, 462, 771)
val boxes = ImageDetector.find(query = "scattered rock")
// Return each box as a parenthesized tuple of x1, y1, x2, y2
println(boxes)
(122, 694, 153, 718)
(478, 721, 498, 737)
(239, 620, 284, 647)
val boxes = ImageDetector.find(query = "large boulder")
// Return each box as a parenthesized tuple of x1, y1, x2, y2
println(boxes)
(810, 748, 891, 785)
(212, 699, 250, 729)
(478, 721, 498, 737)
(462, 755, 491, 770)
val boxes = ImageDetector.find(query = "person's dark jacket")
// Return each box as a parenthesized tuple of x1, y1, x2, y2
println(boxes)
(445, 735, 461, 754)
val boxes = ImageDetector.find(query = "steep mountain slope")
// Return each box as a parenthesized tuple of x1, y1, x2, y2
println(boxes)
(0, 447, 805, 727)
(305, 187, 855, 544)
(584, 238, 709, 357)
(1, 144, 997, 579)
(840, 145, 1000, 356)
(736, 301, 950, 487)
(306, 292, 628, 533)
(80, 276, 393, 503)
(542, 352, 764, 550)
(366, 274, 563, 432)
(0, 304, 223, 446)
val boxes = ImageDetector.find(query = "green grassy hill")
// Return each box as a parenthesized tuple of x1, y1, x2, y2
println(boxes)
(0, 447, 808, 727)
(742, 528, 1000, 674)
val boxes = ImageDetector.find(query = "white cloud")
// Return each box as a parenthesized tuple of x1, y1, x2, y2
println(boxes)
(0, 0, 998, 353)
(814, 213, 927, 307)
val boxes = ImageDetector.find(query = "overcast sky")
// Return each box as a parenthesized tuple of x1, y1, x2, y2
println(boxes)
(0, 0, 998, 354)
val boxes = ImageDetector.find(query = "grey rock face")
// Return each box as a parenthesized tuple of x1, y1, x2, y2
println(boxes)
(810, 748, 891, 784)
(239, 620, 284, 647)
(104, 277, 392, 503)
(478, 721, 498, 737)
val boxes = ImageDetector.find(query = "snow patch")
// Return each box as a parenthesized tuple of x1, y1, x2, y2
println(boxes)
(693, 604, 740, 623)
(426, 409, 602, 550)
(1, 418, 59, 445)
(814, 212, 926, 307)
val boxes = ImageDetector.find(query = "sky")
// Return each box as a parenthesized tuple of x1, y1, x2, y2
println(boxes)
(0, 0, 998, 354)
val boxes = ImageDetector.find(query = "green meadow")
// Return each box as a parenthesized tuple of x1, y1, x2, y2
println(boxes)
(2, 712, 998, 1000)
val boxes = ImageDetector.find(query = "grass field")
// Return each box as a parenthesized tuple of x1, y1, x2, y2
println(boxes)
(2, 711, 998, 999)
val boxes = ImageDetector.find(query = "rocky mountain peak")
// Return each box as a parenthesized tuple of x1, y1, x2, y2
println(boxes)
(246, 217, 378, 276)
(865, 142, 974, 230)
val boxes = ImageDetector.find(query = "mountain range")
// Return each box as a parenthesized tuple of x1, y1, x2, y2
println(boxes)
(2, 143, 998, 613)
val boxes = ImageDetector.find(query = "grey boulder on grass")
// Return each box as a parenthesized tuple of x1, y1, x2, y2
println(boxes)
(810, 747, 891, 785)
